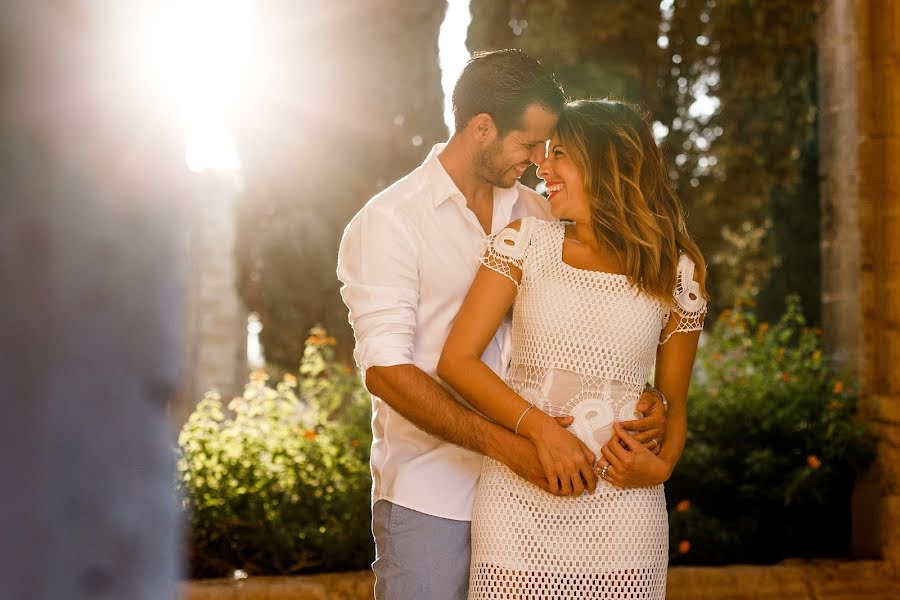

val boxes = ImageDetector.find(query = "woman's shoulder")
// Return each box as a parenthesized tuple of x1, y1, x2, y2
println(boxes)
(501, 216, 562, 244)
(672, 253, 706, 314)
(488, 217, 553, 264)
(500, 216, 561, 236)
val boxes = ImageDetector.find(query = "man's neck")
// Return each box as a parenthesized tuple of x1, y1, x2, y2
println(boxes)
(438, 136, 495, 208)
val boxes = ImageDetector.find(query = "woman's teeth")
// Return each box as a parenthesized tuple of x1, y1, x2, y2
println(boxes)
(546, 183, 565, 199)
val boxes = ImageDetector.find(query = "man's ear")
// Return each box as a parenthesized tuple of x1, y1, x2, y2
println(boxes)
(470, 113, 498, 143)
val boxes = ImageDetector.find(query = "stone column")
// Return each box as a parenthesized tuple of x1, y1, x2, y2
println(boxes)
(818, 0, 900, 562)
(0, 2, 186, 598)
(172, 171, 249, 430)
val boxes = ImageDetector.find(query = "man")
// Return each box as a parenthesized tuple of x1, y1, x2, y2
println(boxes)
(337, 49, 667, 599)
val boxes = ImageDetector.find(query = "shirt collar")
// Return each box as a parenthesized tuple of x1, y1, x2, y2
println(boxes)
(422, 143, 521, 216)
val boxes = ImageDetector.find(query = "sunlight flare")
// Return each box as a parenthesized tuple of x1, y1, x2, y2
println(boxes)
(140, 0, 255, 172)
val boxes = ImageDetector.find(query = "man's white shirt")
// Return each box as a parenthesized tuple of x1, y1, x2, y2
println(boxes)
(337, 143, 551, 521)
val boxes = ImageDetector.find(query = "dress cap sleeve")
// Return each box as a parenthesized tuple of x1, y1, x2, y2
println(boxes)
(480, 218, 536, 287)
(660, 253, 707, 344)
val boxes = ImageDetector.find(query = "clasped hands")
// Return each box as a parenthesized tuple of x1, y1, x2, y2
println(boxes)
(516, 391, 669, 496)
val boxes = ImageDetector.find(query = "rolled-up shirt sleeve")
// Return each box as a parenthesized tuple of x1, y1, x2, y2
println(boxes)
(337, 206, 419, 373)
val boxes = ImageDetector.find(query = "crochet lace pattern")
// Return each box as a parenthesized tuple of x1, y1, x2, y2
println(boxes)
(468, 217, 706, 599)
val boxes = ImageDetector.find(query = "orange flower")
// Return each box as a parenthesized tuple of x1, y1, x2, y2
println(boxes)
(781, 372, 791, 383)
(678, 540, 691, 554)
(307, 333, 337, 346)
(833, 381, 844, 394)
(250, 369, 268, 383)
(676, 499, 691, 512)
(350, 439, 360, 448)
(282, 373, 298, 385)
(807, 455, 822, 470)
(303, 429, 317, 440)
(757, 322, 769, 335)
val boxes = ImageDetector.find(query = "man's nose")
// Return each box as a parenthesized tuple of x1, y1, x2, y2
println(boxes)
(529, 144, 547, 166)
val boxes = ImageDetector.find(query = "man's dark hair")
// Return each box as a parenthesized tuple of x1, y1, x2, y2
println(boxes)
(452, 49, 565, 135)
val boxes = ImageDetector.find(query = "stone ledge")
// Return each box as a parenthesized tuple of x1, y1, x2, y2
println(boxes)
(667, 559, 899, 599)
(180, 560, 900, 600)
(181, 571, 372, 600)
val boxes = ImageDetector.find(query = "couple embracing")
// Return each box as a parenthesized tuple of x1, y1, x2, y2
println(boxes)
(337, 49, 707, 599)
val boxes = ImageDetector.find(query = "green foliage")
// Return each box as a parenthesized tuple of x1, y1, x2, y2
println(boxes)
(176, 327, 373, 577)
(662, 0, 822, 314)
(666, 296, 874, 564)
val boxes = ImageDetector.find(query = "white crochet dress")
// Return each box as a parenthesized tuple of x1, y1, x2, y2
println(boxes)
(468, 217, 706, 600)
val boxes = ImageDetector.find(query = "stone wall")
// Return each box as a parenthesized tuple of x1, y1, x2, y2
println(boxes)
(818, 0, 900, 561)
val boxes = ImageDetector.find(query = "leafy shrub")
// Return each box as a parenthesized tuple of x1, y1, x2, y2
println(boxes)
(177, 327, 373, 577)
(667, 296, 875, 565)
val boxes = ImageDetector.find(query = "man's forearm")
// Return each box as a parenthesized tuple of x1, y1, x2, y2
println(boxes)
(365, 363, 512, 460)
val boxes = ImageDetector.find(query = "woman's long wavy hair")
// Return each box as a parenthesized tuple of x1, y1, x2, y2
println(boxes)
(555, 99, 708, 305)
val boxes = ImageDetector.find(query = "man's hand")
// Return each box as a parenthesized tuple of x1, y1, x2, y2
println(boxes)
(494, 416, 597, 497)
(618, 388, 667, 454)
(495, 433, 553, 493)
(518, 411, 597, 497)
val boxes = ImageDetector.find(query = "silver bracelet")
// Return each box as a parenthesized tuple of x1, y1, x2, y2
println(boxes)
(514, 405, 535, 435)
(644, 382, 668, 412)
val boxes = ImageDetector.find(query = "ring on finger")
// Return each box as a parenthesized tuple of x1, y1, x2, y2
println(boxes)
(599, 464, 610, 479)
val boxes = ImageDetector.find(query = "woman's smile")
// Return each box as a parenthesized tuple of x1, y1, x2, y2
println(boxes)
(545, 181, 565, 201)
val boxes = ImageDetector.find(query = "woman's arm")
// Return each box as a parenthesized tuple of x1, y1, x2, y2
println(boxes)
(651, 327, 701, 474)
(438, 262, 598, 496)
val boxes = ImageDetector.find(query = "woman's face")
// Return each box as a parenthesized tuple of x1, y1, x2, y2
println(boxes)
(537, 133, 590, 222)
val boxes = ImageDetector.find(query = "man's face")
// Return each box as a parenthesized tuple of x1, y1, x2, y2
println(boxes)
(475, 104, 559, 188)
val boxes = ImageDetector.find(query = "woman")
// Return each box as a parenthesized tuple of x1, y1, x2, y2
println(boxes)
(437, 99, 707, 599)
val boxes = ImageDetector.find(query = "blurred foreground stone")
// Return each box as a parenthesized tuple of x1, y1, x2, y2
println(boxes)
(0, 1, 187, 599)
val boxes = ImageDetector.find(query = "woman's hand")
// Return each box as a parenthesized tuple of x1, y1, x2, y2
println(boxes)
(519, 409, 598, 496)
(597, 422, 672, 488)
(618, 388, 667, 454)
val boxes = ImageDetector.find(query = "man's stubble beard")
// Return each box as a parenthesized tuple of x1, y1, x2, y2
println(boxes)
(474, 140, 516, 189)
